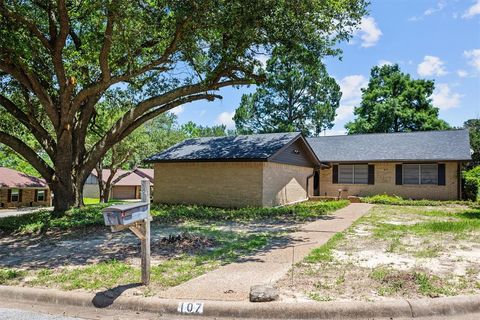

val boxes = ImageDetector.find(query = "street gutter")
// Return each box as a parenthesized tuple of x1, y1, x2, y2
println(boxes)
(0, 286, 479, 319)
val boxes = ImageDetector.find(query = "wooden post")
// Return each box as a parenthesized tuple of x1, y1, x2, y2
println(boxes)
(140, 179, 151, 285)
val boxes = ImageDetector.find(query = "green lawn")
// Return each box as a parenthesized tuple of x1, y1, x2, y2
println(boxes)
(83, 197, 100, 205)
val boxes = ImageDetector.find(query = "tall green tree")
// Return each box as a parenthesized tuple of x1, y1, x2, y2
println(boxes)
(180, 121, 229, 138)
(0, 0, 367, 212)
(345, 64, 450, 134)
(233, 48, 341, 136)
(464, 119, 480, 166)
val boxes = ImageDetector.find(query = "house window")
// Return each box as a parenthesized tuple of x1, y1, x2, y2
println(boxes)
(403, 164, 438, 185)
(36, 190, 46, 202)
(338, 164, 369, 184)
(11, 188, 20, 202)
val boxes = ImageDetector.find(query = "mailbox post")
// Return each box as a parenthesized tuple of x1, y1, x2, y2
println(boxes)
(140, 179, 151, 285)
(102, 178, 152, 285)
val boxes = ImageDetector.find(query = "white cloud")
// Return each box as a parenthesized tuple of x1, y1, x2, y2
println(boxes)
(417, 55, 447, 77)
(355, 17, 382, 48)
(170, 105, 184, 115)
(425, 0, 446, 16)
(378, 59, 393, 67)
(323, 129, 347, 136)
(462, 0, 480, 19)
(457, 69, 469, 77)
(216, 111, 236, 129)
(464, 49, 480, 71)
(338, 75, 368, 101)
(431, 83, 462, 110)
(334, 74, 368, 124)
(409, 1, 447, 21)
(335, 105, 355, 122)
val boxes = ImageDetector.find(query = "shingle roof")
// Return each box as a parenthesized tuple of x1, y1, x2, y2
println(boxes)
(307, 130, 472, 162)
(0, 167, 47, 188)
(146, 132, 302, 162)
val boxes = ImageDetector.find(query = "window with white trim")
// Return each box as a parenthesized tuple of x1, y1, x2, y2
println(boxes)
(11, 188, 19, 202)
(338, 164, 368, 184)
(37, 190, 46, 202)
(403, 164, 438, 185)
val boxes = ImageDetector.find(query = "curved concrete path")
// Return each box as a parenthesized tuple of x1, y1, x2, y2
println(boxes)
(160, 203, 374, 301)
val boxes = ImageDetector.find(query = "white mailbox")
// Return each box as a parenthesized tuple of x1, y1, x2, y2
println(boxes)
(102, 202, 150, 226)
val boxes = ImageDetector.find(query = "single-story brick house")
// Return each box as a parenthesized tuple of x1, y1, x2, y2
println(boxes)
(146, 130, 472, 208)
(0, 167, 51, 208)
(83, 168, 154, 200)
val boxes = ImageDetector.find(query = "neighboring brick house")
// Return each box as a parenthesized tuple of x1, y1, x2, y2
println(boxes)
(83, 168, 154, 200)
(146, 130, 472, 208)
(0, 167, 51, 208)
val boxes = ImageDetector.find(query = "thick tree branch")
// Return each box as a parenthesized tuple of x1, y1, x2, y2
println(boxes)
(99, 8, 115, 81)
(53, 0, 69, 109)
(0, 59, 59, 126)
(0, 3, 51, 50)
(80, 89, 226, 176)
(0, 131, 54, 180)
(0, 94, 56, 158)
(71, 16, 190, 113)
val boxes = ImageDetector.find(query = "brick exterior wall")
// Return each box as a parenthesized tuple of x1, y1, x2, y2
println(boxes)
(153, 161, 313, 208)
(154, 162, 264, 207)
(0, 188, 51, 208)
(262, 162, 312, 206)
(319, 162, 459, 200)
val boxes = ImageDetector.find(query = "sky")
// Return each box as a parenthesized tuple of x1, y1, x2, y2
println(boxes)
(173, 0, 480, 135)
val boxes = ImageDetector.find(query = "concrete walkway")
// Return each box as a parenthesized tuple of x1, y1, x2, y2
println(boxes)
(160, 203, 373, 301)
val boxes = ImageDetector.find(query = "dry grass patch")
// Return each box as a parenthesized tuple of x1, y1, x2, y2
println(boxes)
(278, 204, 480, 302)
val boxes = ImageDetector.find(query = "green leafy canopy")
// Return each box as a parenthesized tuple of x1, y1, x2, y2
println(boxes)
(233, 47, 341, 136)
(345, 64, 450, 134)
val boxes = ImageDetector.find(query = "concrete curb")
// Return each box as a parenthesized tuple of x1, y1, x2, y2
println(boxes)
(1, 285, 479, 319)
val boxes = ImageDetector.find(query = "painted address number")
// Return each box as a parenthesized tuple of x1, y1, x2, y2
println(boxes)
(178, 302, 204, 314)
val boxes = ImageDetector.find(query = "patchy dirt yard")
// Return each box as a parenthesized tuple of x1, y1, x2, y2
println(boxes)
(0, 219, 301, 295)
(277, 204, 480, 302)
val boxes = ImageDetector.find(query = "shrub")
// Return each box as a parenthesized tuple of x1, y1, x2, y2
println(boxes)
(363, 194, 473, 206)
(0, 200, 349, 235)
(463, 166, 480, 201)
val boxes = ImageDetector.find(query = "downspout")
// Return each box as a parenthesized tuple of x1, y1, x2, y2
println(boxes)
(306, 171, 314, 199)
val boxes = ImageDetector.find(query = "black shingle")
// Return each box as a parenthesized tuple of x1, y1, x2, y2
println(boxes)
(146, 132, 301, 162)
(307, 130, 472, 162)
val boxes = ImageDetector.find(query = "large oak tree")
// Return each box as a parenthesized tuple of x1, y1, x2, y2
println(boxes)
(0, 0, 366, 213)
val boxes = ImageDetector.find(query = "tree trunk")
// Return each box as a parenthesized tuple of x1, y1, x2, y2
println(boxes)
(96, 164, 106, 203)
(103, 168, 117, 203)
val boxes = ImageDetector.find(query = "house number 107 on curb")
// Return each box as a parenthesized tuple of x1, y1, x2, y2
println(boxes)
(178, 302, 204, 314)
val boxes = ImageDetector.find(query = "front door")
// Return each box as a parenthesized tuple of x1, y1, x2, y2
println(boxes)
(313, 170, 320, 196)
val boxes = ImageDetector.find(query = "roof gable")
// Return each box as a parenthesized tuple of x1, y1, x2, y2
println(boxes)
(307, 130, 472, 162)
(90, 168, 154, 186)
(146, 132, 310, 163)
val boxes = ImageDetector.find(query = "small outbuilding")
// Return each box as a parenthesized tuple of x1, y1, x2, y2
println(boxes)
(146, 132, 320, 207)
(0, 167, 51, 208)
